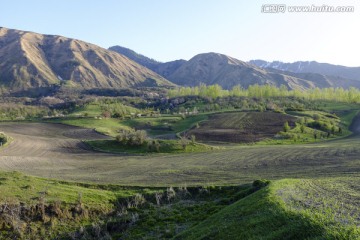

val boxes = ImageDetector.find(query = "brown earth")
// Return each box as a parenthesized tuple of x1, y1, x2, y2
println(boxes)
(187, 112, 296, 143)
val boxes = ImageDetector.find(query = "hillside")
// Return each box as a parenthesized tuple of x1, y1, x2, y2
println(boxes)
(250, 60, 360, 81)
(108, 45, 161, 72)
(175, 178, 360, 239)
(267, 68, 360, 89)
(109, 45, 186, 78)
(0, 27, 174, 92)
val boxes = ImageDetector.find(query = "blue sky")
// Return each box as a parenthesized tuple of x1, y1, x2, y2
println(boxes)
(1, 0, 359, 66)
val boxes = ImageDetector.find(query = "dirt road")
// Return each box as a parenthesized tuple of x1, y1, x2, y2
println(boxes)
(0, 119, 359, 186)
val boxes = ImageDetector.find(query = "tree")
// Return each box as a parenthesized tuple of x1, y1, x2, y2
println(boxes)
(191, 135, 196, 143)
(313, 131, 318, 140)
(134, 130, 147, 145)
(102, 111, 111, 119)
(180, 137, 189, 150)
(300, 124, 305, 133)
(147, 140, 161, 152)
(339, 127, 343, 134)
(153, 140, 160, 152)
(283, 121, 290, 132)
(331, 126, 336, 135)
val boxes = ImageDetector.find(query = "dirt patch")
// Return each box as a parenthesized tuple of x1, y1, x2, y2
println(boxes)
(188, 111, 296, 143)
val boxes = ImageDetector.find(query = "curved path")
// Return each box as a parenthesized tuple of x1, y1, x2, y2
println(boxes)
(0, 117, 359, 186)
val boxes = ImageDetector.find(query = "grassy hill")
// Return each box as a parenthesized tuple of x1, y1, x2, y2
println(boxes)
(175, 178, 360, 240)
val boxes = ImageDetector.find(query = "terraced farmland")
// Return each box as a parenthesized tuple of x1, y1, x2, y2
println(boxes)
(188, 111, 296, 143)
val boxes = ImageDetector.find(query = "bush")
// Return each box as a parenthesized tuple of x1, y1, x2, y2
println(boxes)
(0, 133, 8, 146)
(307, 120, 334, 133)
(147, 140, 160, 152)
(252, 179, 270, 189)
(283, 121, 290, 132)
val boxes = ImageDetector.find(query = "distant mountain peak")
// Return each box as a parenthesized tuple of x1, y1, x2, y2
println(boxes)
(250, 60, 360, 81)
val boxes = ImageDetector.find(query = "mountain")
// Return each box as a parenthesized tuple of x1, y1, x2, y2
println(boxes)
(249, 60, 360, 81)
(109, 45, 186, 78)
(0, 27, 174, 92)
(266, 68, 360, 89)
(109, 46, 360, 90)
(154, 59, 187, 78)
(108, 46, 161, 72)
(165, 52, 360, 90)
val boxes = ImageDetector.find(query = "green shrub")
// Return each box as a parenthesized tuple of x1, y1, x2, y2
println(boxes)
(252, 179, 270, 189)
(307, 120, 336, 133)
(0, 133, 8, 145)
(283, 121, 290, 132)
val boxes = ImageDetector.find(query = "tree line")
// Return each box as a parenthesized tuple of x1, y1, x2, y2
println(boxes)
(168, 84, 360, 103)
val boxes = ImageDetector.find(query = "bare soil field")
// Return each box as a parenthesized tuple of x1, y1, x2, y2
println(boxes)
(0, 118, 359, 186)
(188, 112, 296, 143)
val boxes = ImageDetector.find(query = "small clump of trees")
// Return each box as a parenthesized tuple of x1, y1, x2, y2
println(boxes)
(115, 129, 197, 153)
(116, 129, 147, 146)
(0, 103, 50, 120)
(277, 112, 343, 142)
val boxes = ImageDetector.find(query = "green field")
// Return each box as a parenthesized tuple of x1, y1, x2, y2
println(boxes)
(48, 117, 131, 136)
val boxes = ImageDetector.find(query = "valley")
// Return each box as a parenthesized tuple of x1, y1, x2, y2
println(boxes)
(0, 108, 360, 239)
(1, 24, 360, 239)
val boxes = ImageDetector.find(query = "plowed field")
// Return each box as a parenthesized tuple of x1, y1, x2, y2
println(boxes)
(0, 117, 359, 186)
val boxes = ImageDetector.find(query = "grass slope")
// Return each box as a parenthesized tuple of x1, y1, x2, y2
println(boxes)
(0, 171, 160, 239)
(175, 178, 360, 240)
(0, 171, 149, 210)
(49, 117, 131, 137)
